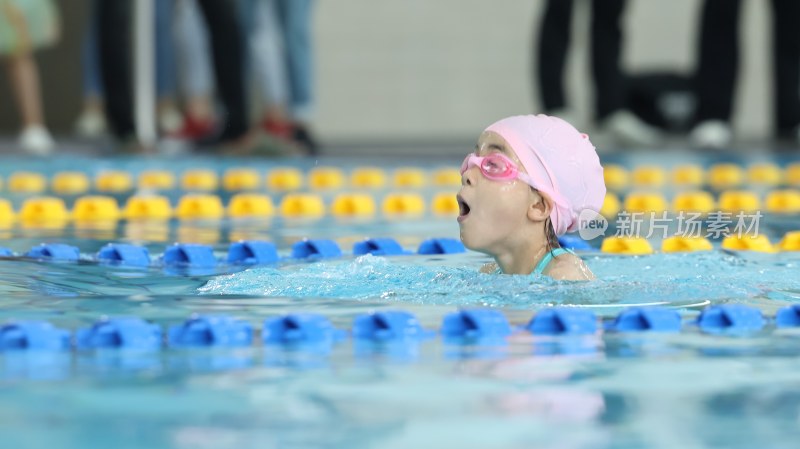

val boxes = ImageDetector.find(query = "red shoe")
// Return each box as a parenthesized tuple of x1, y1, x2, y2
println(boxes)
(261, 118, 294, 140)
(174, 116, 217, 140)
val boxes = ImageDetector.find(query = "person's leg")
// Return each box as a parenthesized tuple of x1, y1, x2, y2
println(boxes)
(536, 0, 573, 113)
(173, 0, 216, 138)
(276, 0, 314, 124)
(154, 0, 176, 99)
(196, 0, 249, 142)
(590, 0, 659, 146)
(693, 0, 742, 123)
(7, 55, 44, 127)
(251, 0, 291, 132)
(81, 0, 103, 103)
(236, 0, 261, 79)
(154, 0, 183, 133)
(5, 53, 55, 154)
(770, 0, 800, 137)
(250, 0, 290, 114)
(75, 0, 107, 137)
(688, 0, 742, 148)
(96, 0, 135, 139)
(174, 0, 214, 102)
(174, 0, 214, 116)
(277, 0, 317, 153)
(590, 0, 626, 121)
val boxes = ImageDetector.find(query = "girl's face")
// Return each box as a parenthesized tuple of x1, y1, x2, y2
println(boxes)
(457, 131, 540, 254)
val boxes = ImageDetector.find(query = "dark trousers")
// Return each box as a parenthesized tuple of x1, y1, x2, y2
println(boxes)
(195, 0, 248, 140)
(536, 0, 628, 122)
(96, 0, 134, 138)
(695, 0, 800, 135)
(97, 0, 248, 141)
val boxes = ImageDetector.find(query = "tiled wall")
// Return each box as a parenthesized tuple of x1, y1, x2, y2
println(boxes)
(316, 0, 773, 144)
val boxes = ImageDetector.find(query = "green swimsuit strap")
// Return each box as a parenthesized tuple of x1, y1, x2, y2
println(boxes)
(532, 248, 574, 275)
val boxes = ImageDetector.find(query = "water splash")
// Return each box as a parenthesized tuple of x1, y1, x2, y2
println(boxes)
(198, 252, 800, 310)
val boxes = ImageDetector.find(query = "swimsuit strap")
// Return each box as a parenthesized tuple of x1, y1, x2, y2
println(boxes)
(532, 248, 574, 275)
(491, 248, 575, 275)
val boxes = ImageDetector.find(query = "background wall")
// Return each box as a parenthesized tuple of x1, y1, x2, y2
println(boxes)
(0, 0, 779, 147)
(314, 0, 774, 144)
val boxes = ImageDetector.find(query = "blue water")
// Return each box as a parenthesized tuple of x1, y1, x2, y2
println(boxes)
(199, 251, 800, 311)
(2, 154, 800, 449)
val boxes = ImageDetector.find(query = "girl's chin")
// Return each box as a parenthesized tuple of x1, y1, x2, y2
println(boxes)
(460, 233, 490, 254)
(459, 232, 475, 250)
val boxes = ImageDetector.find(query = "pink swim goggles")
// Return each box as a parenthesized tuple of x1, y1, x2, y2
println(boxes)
(460, 152, 536, 188)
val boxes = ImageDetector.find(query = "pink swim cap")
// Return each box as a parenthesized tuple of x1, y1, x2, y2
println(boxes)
(485, 114, 605, 236)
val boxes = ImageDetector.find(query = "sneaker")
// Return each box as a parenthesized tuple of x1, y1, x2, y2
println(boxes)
(600, 110, 661, 147)
(173, 115, 217, 140)
(192, 121, 251, 150)
(689, 120, 732, 149)
(74, 109, 107, 138)
(19, 126, 55, 156)
(292, 125, 319, 156)
(262, 118, 294, 140)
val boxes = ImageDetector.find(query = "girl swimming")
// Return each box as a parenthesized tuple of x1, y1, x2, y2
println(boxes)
(457, 114, 605, 280)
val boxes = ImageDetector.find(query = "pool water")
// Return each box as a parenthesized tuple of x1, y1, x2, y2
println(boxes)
(2, 153, 800, 449)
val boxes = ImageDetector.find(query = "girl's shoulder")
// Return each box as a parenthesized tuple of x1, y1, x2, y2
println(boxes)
(479, 262, 499, 274)
(544, 252, 595, 281)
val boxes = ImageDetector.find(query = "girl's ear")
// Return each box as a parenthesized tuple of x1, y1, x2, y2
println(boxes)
(527, 190, 553, 223)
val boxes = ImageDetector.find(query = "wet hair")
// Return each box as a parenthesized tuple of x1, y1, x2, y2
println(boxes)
(533, 187, 561, 252)
(545, 217, 560, 252)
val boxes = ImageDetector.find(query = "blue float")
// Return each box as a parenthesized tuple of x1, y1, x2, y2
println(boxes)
(527, 309, 598, 336)
(168, 315, 253, 347)
(352, 311, 431, 341)
(96, 243, 151, 267)
(25, 243, 80, 262)
(353, 238, 406, 256)
(76, 317, 162, 350)
(227, 240, 279, 265)
(417, 238, 465, 255)
(263, 313, 345, 345)
(697, 304, 765, 333)
(441, 309, 511, 341)
(291, 239, 342, 259)
(162, 243, 217, 268)
(608, 307, 682, 333)
(0, 321, 71, 351)
(775, 304, 800, 328)
(557, 235, 593, 251)
(0, 247, 12, 257)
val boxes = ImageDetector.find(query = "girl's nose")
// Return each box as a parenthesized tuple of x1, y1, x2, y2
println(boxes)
(461, 168, 474, 186)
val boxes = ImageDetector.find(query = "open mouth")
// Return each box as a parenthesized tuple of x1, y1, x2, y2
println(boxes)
(457, 195, 471, 221)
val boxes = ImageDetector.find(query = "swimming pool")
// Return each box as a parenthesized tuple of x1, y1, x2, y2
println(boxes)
(2, 152, 800, 449)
